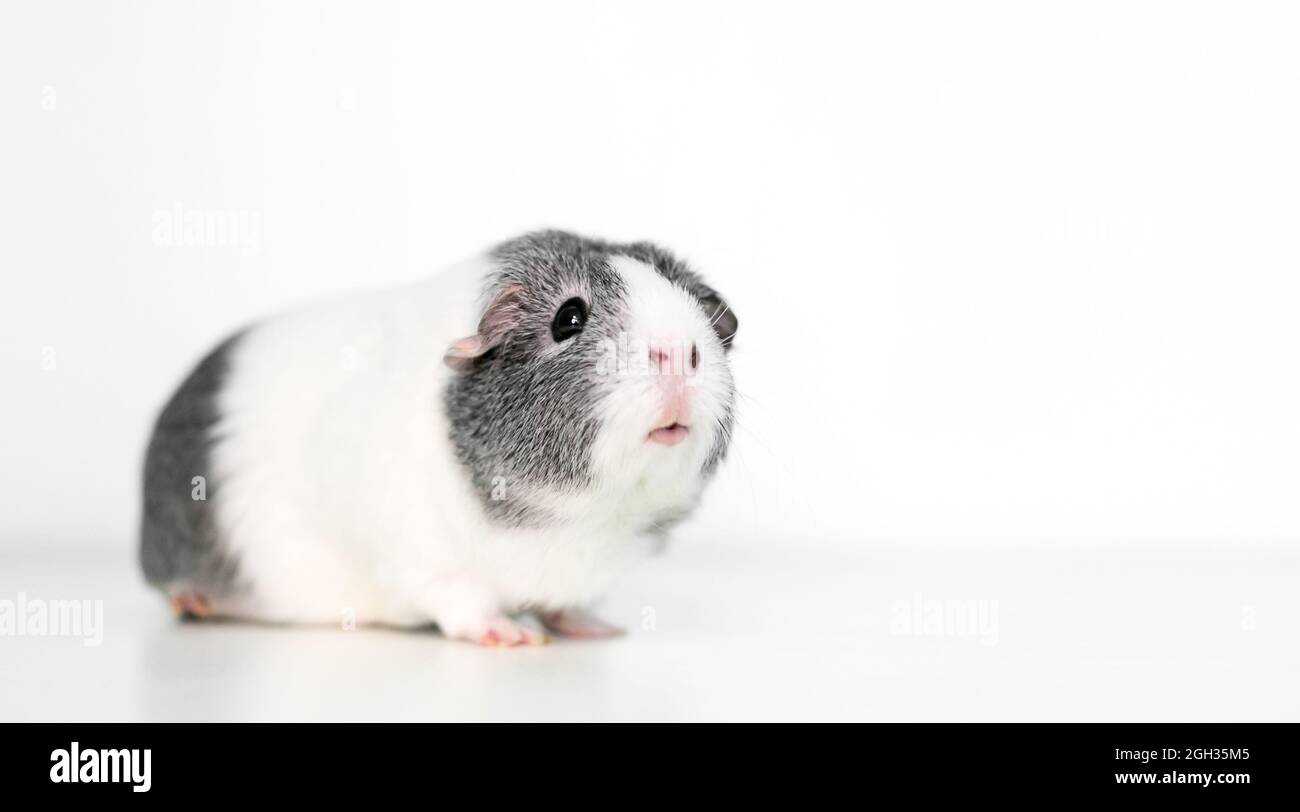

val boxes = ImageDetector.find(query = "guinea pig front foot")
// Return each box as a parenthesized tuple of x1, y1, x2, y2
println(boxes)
(469, 617, 550, 648)
(537, 608, 625, 640)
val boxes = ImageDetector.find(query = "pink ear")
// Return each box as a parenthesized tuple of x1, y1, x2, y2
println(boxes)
(443, 336, 488, 370)
(443, 284, 525, 371)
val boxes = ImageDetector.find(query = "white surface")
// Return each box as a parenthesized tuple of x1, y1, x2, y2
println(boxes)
(1, 541, 1295, 722)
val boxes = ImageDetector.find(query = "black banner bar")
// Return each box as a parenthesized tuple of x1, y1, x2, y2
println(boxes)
(4, 722, 1289, 799)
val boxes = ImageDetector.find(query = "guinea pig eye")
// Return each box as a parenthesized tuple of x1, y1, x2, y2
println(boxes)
(550, 297, 587, 342)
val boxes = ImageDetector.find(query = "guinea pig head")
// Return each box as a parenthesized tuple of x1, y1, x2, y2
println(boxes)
(443, 231, 737, 531)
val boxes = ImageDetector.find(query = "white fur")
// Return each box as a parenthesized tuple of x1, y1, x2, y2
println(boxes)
(206, 254, 731, 637)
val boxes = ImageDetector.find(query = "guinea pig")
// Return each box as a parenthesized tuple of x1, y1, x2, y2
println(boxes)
(139, 230, 738, 646)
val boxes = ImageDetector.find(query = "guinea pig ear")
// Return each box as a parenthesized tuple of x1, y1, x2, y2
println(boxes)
(702, 295, 738, 348)
(444, 284, 525, 371)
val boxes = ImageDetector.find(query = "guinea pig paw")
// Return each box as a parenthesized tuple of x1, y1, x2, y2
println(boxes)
(537, 609, 625, 640)
(474, 617, 550, 648)
(169, 591, 211, 620)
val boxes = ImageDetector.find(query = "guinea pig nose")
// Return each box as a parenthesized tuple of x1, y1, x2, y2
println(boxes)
(690, 342, 699, 370)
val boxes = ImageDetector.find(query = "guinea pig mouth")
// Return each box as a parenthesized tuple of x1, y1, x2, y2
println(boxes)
(648, 422, 690, 446)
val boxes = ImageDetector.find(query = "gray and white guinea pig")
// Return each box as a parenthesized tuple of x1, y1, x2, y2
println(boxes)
(140, 230, 738, 645)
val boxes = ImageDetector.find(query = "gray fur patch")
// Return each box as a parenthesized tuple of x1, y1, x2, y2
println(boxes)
(139, 332, 242, 595)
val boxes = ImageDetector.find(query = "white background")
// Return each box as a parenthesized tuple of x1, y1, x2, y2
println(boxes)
(1, 2, 1297, 721)
(3, 0, 1300, 551)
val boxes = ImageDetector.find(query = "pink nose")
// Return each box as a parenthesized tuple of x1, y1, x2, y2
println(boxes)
(649, 342, 699, 374)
